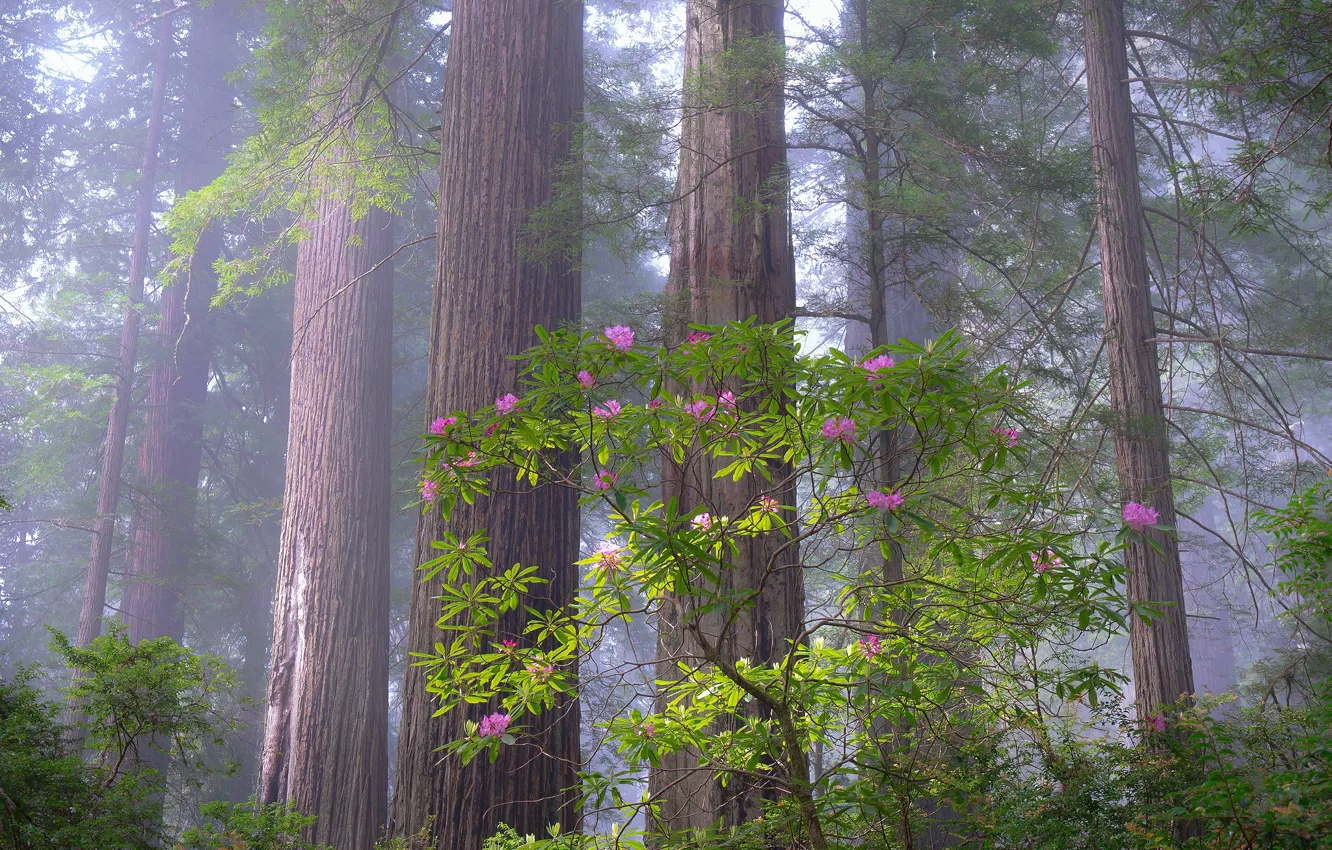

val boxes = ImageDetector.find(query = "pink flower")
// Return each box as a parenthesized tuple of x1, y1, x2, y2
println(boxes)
(420, 479, 438, 503)
(577, 369, 596, 390)
(822, 416, 856, 443)
(859, 354, 896, 379)
(594, 542, 626, 573)
(1148, 713, 1167, 733)
(485, 423, 498, 437)
(593, 399, 623, 419)
(860, 634, 882, 658)
(648, 398, 664, 410)
(1123, 501, 1159, 532)
(429, 416, 456, 435)
(718, 391, 737, 410)
(500, 639, 517, 653)
(758, 496, 780, 515)
(866, 489, 904, 511)
(684, 399, 714, 421)
(495, 393, 520, 415)
(525, 661, 554, 682)
(603, 325, 634, 351)
(447, 451, 480, 469)
(478, 712, 511, 737)
(990, 427, 1019, 448)
(686, 331, 711, 345)
(594, 469, 617, 490)
(692, 512, 714, 530)
(1030, 549, 1062, 573)
(641, 721, 656, 737)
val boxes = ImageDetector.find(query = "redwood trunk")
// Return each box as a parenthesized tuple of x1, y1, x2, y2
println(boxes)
(390, 2, 583, 845)
(257, 198, 393, 850)
(648, 0, 805, 834)
(123, 0, 239, 646)
(74, 11, 172, 655)
(1083, 0, 1195, 718)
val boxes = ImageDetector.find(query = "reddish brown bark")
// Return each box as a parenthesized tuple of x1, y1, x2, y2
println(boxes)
(123, 0, 239, 646)
(74, 10, 172, 655)
(257, 194, 393, 850)
(648, 0, 805, 835)
(390, 2, 583, 846)
(1083, 0, 1195, 718)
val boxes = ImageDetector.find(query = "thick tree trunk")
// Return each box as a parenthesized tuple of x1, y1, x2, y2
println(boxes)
(73, 11, 172, 656)
(257, 196, 393, 850)
(648, 0, 805, 835)
(390, 2, 583, 846)
(123, 0, 239, 646)
(1083, 0, 1195, 719)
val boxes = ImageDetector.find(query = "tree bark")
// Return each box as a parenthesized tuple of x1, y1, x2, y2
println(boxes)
(389, 2, 583, 846)
(648, 0, 805, 835)
(257, 197, 394, 850)
(1083, 0, 1195, 719)
(73, 10, 172, 657)
(123, 0, 239, 647)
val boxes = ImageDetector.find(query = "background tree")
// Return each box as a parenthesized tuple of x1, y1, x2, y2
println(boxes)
(646, 0, 805, 835)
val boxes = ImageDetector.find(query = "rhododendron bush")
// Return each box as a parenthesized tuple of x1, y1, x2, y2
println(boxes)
(411, 320, 1148, 848)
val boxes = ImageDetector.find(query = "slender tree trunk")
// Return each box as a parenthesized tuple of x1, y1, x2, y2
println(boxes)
(1083, 0, 1195, 720)
(648, 0, 805, 835)
(257, 198, 393, 850)
(390, 2, 583, 845)
(74, 11, 172, 656)
(123, 0, 239, 646)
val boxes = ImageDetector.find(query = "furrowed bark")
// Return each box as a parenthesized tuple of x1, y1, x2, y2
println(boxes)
(390, 2, 583, 846)
(123, 0, 240, 646)
(1083, 0, 1195, 720)
(648, 0, 805, 835)
(258, 194, 393, 850)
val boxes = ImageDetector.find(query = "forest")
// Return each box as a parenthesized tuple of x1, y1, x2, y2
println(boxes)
(1, 0, 1330, 848)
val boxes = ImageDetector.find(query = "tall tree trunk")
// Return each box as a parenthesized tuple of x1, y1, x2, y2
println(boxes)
(74, 11, 172, 656)
(648, 0, 804, 834)
(1083, 0, 1195, 720)
(257, 200, 394, 850)
(123, 0, 239, 646)
(390, 2, 583, 845)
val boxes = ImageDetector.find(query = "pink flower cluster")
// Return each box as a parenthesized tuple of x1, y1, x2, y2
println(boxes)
(692, 512, 714, 530)
(1147, 713, 1167, 733)
(640, 721, 656, 737)
(991, 427, 1020, 448)
(594, 542, 626, 573)
(420, 479, 438, 503)
(822, 416, 856, 443)
(478, 712, 511, 737)
(1031, 549, 1062, 573)
(866, 489, 904, 511)
(577, 370, 595, 390)
(758, 496, 780, 515)
(648, 398, 664, 410)
(604, 325, 634, 351)
(717, 391, 737, 411)
(593, 400, 622, 419)
(499, 639, 517, 653)
(594, 469, 617, 490)
(859, 354, 896, 380)
(684, 399, 714, 422)
(525, 661, 554, 682)
(430, 416, 457, 435)
(1123, 501, 1159, 532)
(686, 331, 711, 345)
(447, 451, 479, 469)
(495, 393, 520, 415)
(860, 634, 882, 658)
